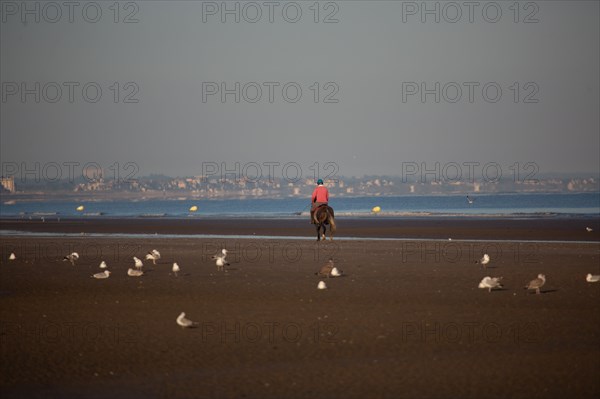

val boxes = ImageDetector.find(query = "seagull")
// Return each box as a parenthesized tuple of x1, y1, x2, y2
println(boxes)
(524, 274, 546, 294)
(172, 262, 180, 277)
(145, 249, 161, 265)
(586, 227, 593, 232)
(476, 254, 490, 268)
(133, 256, 143, 270)
(211, 249, 229, 271)
(467, 195, 475, 204)
(92, 270, 111, 279)
(318, 281, 327, 290)
(214, 256, 229, 271)
(315, 258, 335, 278)
(586, 273, 600, 282)
(99, 261, 107, 269)
(127, 268, 144, 277)
(63, 252, 79, 266)
(9, 253, 16, 260)
(176, 312, 199, 328)
(330, 266, 342, 277)
(478, 276, 503, 292)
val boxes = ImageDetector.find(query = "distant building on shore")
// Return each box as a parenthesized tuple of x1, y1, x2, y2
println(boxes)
(0, 176, 15, 193)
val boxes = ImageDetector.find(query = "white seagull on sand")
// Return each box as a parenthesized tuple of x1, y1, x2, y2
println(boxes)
(478, 276, 503, 292)
(172, 262, 180, 277)
(176, 312, 199, 328)
(477, 254, 490, 268)
(586, 227, 593, 232)
(127, 268, 144, 277)
(133, 257, 143, 270)
(92, 270, 111, 279)
(63, 252, 79, 265)
(586, 273, 600, 283)
(9, 253, 16, 260)
(214, 256, 229, 271)
(318, 281, 327, 290)
(211, 249, 229, 271)
(145, 249, 161, 265)
(99, 261, 107, 269)
(330, 267, 342, 277)
(524, 274, 546, 294)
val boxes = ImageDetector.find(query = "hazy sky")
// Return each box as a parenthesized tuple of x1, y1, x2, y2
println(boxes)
(1, 0, 599, 180)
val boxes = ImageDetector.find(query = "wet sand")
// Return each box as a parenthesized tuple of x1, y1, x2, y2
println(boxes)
(2, 216, 599, 241)
(1, 217, 599, 398)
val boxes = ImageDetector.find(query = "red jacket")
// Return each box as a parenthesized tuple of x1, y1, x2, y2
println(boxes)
(312, 185, 329, 203)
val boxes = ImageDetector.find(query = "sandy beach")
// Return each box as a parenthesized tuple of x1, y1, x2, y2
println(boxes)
(1, 217, 599, 398)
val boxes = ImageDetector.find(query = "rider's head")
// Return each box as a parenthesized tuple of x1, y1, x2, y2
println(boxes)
(317, 179, 324, 185)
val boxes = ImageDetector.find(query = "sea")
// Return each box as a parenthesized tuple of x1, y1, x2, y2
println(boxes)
(1, 193, 599, 219)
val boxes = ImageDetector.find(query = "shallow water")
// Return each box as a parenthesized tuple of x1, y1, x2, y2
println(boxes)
(2, 193, 599, 219)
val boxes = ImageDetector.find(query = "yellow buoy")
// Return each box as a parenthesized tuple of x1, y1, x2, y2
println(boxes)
(76, 205, 84, 212)
(372, 206, 381, 213)
(189, 205, 198, 212)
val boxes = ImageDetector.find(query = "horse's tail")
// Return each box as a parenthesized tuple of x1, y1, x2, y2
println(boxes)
(328, 210, 336, 234)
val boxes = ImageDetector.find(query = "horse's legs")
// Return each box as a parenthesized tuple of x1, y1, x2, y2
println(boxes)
(316, 224, 321, 241)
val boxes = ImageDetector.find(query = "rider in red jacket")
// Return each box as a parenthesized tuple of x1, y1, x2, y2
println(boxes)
(310, 179, 329, 224)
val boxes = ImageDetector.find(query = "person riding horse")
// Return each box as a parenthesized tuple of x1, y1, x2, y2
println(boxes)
(310, 179, 329, 224)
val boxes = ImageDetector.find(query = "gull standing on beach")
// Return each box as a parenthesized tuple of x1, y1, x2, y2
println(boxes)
(9, 253, 16, 260)
(146, 249, 161, 265)
(63, 252, 79, 266)
(92, 270, 111, 279)
(133, 256, 143, 271)
(99, 261, 107, 269)
(212, 248, 229, 271)
(478, 276, 503, 292)
(176, 312, 199, 328)
(172, 262, 180, 277)
(477, 254, 490, 268)
(524, 274, 546, 294)
(214, 256, 229, 272)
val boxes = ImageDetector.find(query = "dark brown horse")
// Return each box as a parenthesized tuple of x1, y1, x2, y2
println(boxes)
(314, 205, 336, 241)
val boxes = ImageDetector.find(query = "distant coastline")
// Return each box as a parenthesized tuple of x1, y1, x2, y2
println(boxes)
(1, 171, 599, 202)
